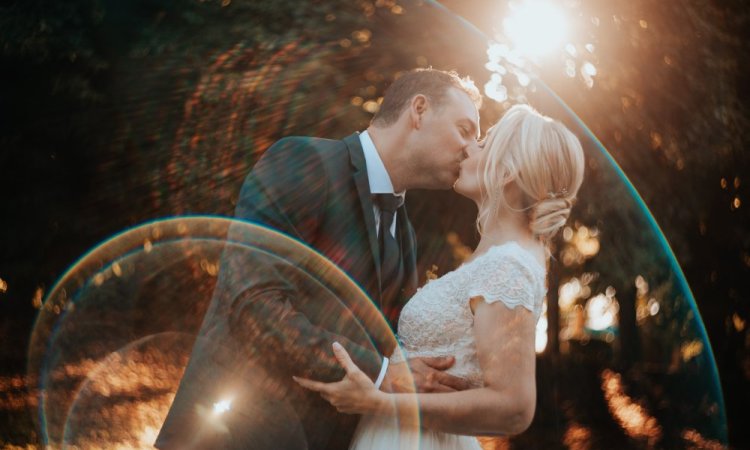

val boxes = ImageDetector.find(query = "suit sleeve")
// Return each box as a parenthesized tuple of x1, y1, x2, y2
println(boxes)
(225, 137, 383, 381)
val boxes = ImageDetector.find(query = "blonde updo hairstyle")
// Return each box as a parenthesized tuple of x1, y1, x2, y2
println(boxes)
(477, 104, 585, 244)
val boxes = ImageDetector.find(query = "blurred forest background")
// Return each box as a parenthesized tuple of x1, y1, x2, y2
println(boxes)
(1, 0, 748, 448)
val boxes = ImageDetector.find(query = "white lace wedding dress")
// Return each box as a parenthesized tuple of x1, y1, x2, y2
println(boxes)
(350, 241, 547, 450)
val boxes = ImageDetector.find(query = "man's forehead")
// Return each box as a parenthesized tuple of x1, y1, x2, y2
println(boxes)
(448, 88, 479, 113)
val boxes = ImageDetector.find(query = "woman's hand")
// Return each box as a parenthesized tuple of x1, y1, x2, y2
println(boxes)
(294, 342, 389, 415)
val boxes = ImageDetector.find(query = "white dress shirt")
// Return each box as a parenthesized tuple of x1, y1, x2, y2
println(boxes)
(359, 130, 405, 238)
(359, 130, 405, 387)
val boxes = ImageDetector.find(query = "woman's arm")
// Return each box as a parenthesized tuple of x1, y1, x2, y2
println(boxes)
(295, 296, 538, 436)
(387, 297, 537, 435)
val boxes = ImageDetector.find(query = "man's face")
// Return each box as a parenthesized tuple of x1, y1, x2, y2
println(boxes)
(414, 87, 480, 189)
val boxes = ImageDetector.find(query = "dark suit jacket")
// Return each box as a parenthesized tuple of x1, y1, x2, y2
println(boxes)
(156, 133, 418, 449)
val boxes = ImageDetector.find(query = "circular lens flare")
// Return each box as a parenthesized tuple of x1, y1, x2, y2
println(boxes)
(27, 217, 413, 448)
(503, 0, 568, 58)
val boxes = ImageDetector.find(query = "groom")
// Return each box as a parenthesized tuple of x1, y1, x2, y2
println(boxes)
(156, 68, 481, 449)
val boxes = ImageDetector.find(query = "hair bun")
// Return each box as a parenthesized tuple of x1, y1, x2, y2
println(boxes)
(530, 197, 572, 241)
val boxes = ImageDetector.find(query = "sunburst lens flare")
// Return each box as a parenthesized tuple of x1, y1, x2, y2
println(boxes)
(212, 399, 232, 415)
(503, 0, 568, 58)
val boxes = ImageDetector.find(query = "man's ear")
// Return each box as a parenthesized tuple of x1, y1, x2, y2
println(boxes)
(409, 94, 428, 129)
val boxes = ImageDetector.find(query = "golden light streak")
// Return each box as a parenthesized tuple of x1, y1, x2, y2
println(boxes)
(0, 277, 7, 294)
(635, 275, 649, 296)
(681, 429, 725, 449)
(112, 262, 123, 277)
(38, 344, 190, 448)
(680, 340, 704, 362)
(478, 435, 511, 449)
(200, 259, 219, 276)
(32, 287, 44, 309)
(563, 421, 592, 450)
(732, 313, 746, 332)
(601, 369, 662, 444)
(0, 375, 39, 412)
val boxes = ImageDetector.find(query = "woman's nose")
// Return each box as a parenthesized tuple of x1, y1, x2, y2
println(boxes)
(466, 140, 481, 157)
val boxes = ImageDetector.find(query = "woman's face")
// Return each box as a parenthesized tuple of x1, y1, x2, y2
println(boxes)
(453, 138, 485, 203)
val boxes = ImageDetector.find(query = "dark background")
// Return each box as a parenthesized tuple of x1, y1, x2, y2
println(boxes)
(1, 0, 748, 447)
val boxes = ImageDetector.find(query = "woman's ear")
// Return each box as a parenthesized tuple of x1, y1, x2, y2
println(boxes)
(501, 173, 526, 208)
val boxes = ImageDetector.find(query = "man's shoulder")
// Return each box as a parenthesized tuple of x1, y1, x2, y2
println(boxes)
(270, 135, 353, 154)
(262, 135, 358, 171)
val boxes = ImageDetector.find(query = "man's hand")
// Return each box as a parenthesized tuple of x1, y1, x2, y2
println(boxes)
(381, 356, 471, 393)
(294, 342, 387, 415)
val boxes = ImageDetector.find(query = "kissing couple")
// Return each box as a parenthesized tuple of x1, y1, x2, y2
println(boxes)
(157, 68, 585, 449)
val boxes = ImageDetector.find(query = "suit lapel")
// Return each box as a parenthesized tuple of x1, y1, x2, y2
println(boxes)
(397, 203, 418, 301)
(343, 133, 383, 304)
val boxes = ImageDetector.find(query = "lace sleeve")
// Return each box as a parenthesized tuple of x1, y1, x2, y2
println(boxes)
(467, 250, 540, 315)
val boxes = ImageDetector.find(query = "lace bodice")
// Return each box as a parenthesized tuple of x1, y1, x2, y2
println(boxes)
(394, 242, 547, 388)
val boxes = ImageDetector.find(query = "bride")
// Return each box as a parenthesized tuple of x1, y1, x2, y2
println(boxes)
(295, 104, 585, 449)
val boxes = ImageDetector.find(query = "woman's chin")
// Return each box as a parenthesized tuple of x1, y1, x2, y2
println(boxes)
(453, 182, 480, 204)
(452, 181, 469, 198)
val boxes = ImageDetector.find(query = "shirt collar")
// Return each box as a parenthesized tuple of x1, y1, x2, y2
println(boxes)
(359, 130, 405, 199)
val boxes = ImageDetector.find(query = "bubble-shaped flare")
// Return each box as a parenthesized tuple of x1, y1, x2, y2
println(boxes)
(28, 217, 412, 448)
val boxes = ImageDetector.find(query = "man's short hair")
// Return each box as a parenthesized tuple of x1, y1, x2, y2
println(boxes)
(371, 68, 482, 126)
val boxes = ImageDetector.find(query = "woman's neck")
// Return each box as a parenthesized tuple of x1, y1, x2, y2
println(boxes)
(469, 212, 537, 262)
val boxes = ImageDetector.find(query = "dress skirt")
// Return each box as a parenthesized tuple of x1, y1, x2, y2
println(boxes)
(349, 414, 483, 450)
